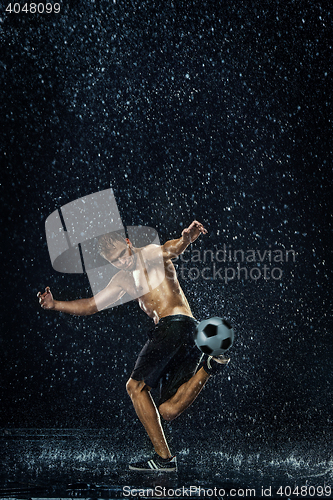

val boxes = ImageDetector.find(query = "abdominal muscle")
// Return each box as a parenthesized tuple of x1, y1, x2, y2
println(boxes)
(121, 257, 193, 324)
(137, 275, 193, 325)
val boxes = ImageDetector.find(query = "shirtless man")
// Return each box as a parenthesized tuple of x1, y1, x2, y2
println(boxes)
(37, 221, 229, 472)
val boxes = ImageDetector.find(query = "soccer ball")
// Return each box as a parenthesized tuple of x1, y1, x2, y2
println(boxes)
(195, 317, 234, 357)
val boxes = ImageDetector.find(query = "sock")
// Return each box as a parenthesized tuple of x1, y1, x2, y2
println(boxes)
(155, 453, 174, 463)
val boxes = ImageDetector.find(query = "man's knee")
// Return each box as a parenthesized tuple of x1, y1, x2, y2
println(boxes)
(158, 402, 177, 422)
(126, 377, 149, 399)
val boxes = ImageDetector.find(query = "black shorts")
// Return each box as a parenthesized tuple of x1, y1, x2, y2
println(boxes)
(131, 315, 203, 406)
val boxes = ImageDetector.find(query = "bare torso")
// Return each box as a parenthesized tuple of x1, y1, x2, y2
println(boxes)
(118, 249, 193, 324)
(37, 221, 207, 325)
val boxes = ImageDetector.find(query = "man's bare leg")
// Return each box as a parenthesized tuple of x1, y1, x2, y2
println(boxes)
(126, 358, 229, 457)
(158, 366, 211, 422)
(126, 378, 171, 459)
(126, 371, 209, 458)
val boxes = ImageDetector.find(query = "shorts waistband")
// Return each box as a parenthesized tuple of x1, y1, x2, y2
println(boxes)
(157, 314, 198, 325)
(147, 314, 198, 339)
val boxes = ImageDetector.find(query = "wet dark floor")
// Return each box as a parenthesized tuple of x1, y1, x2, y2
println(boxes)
(1, 429, 332, 499)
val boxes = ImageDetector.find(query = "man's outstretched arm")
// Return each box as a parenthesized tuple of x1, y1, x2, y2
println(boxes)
(37, 275, 125, 315)
(162, 220, 207, 260)
(37, 287, 98, 316)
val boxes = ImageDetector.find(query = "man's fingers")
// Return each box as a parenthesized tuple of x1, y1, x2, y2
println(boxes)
(37, 287, 50, 298)
(191, 220, 207, 232)
(194, 223, 207, 234)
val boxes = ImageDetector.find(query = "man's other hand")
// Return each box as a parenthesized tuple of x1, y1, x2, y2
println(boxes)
(37, 286, 55, 310)
(182, 221, 208, 243)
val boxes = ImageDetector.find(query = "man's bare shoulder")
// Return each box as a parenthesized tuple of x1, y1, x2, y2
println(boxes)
(112, 269, 132, 285)
(102, 269, 131, 292)
(137, 244, 165, 261)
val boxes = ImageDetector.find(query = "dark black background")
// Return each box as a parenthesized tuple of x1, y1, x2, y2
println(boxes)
(1, 0, 332, 452)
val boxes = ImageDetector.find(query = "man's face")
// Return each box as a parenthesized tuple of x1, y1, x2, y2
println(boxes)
(105, 240, 135, 271)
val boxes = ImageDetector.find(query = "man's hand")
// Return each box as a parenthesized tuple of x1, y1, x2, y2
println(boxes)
(37, 286, 55, 310)
(181, 220, 207, 243)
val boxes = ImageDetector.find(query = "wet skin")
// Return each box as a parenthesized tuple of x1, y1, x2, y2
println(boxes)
(38, 220, 207, 324)
(37, 221, 210, 460)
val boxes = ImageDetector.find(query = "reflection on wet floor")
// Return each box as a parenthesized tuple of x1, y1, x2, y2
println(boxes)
(1, 429, 332, 499)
